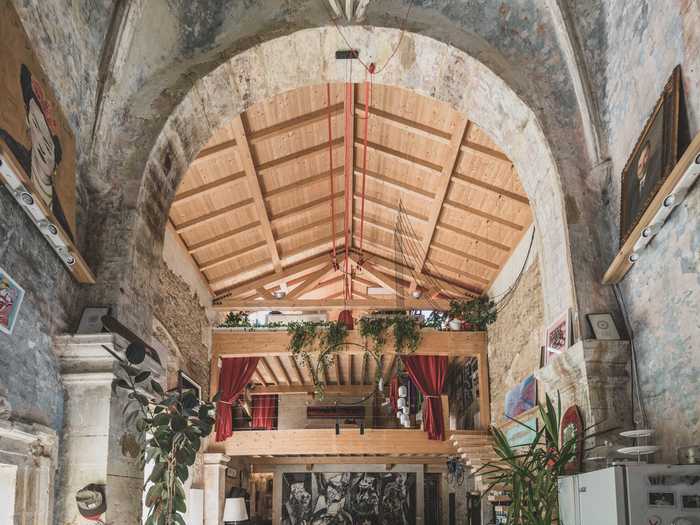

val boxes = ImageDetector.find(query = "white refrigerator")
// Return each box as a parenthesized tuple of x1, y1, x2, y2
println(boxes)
(558, 464, 700, 525)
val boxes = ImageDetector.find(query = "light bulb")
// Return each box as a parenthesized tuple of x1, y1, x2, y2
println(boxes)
(397, 398, 407, 409)
(398, 385, 408, 398)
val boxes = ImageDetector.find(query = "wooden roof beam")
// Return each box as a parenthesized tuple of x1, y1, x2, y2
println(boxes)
(193, 138, 237, 163)
(249, 384, 375, 396)
(451, 171, 529, 205)
(287, 263, 334, 299)
(232, 115, 283, 273)
(272, 191, 344, 222)
(265, 167, 343, 199)
(248, 102, 344, 143)
(212, 298, 449, 311)
(208, 259, 273, 290)
(354, 102, 451, 143)
(354, 168, 435, 200)
(174, 198, 254, 234)
(430, 241, 500, 271)
(172, 171, 247, 205)
(187, 220, 262, 254)
(275, 356, 293, 385)
(352, 193, 429, 222)
(415, 117, 469, 273)
(280, 234, 344, 260)
(443, 198, 525, 231)
(276, 213, 344, 242)
(258, 357, 280, 386)
(436, 222, 511, 253)
(257, 137, 344, 172)
(198, 240, 268, 272)
(358, 140, 443, 173)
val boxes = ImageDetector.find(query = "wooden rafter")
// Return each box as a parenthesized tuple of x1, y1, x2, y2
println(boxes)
(249, 102, 344, 143)
(259, 357, 280, 385)
(443, 198, 525, 231)
(272, 191, 344, 222)
(174, 198, 254, 234)
(415, 117, 469, 272)
(281, 234, 344, 260)
(172, 171, 247, 205)
(193, 138, 237, 163)
(430, 241, 500, 271)
(213, 298, 449, 311)
(288, 357, 305, 385)
(428, 260, 490, 286)
(354, 193, 429, 222)
(266, 167, 343, 199)
(288, 263, 333, 299)
(275, 356, 293, 385)
(277, 213, 344, 241)
(208, 259, 272, 289)
(231, 115, 283, 273)
(188, 220, 261, 254)
(358, 140, 443, 173)
(452, 171, 529, 205)
(257, 137, 344, 172)
(198, 240, 268, 272)
(354, 168, 435, 200)
(256, 287, 274, 300)
(436, 221, 511, 252)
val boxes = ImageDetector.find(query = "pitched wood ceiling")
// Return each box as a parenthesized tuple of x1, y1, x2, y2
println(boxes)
(169, 84, 532, 309)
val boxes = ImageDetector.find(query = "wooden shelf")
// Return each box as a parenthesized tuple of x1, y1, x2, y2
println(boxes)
(603, 130, 700, 284)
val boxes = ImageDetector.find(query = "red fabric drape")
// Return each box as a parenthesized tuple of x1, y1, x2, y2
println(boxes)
(401, 355, 448, 441)
(251, 394, 277, 430)
(215, 357, 259, 441)
(389, 376, 400, 412)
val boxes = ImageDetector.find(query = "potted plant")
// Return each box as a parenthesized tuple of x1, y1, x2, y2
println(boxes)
(447, 297, 496, 330)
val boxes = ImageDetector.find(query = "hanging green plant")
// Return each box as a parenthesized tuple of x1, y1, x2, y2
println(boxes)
(287, 321, 348, 399)
(448, 297, 497, 330)
(358, 316, 391, 353)
(218, 311, 251, 328)
(112, 346, 217, 525)
(392, 313, 422, 353)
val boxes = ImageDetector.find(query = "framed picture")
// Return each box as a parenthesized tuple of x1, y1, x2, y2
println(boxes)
(504, 375, 537, 419)
(505, 416, 538, 447)
(587, 313, 621, 340)
(620, 66, 684, 245)
(0, 266, 25, 335)
(560, 405, 584, 474)
(544, 310, 571, 364)
(178, 370, 202, 401)
(76, 306, 111, 334)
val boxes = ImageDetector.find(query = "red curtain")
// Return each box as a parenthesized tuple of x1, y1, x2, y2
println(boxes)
(251, 394, 277, 430)
(215, 357, 259, 441)
(401, 355, 448, 441)
(389, 376, 399, 412)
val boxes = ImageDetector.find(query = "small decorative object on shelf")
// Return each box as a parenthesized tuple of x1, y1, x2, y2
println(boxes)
(447, 297, 496, 331)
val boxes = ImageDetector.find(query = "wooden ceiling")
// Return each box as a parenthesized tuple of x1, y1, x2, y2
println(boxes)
(169, 83, 532, 310)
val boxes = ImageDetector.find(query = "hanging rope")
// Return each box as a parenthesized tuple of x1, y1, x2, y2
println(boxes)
(358, 75, 371, 262)
(327, 83, 338, 269)
(343, 81, 354, 302)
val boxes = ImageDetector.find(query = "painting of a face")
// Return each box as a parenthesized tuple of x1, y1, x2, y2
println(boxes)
(27, 97, 56, 204)
(636, 142, 651, 185)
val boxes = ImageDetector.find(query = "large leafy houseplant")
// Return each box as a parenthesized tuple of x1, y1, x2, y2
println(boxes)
(448, 297, 497, 330)
(478, 394, 579, 525)
(113, 343, 217, 525)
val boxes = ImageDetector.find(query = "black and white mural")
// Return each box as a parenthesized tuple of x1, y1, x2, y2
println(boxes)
(282, 472, 417, 524)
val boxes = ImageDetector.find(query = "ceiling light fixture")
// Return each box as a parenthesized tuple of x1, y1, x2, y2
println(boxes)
(272, 290, 286, 299)
(411, 289, 422, 299)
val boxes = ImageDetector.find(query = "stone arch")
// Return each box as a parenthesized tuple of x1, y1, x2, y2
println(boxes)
(137, 27, 575, 323)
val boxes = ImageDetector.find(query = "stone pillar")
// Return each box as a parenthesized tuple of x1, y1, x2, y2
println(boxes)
(535, 339, 633, 464)
(55, 333, 162, 525)
(203, 453, 230, 525)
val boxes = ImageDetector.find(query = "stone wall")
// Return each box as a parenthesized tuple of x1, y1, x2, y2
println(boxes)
(487, 260, 545, 426)
(574, 0, 700, 461)
(153, 263, 211, 399)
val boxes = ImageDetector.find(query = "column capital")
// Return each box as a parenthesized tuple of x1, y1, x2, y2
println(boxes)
(203, 452, 230, 466)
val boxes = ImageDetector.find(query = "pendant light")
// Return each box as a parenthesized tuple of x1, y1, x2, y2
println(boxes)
(397, 397, 407, 409)
(398, 385, 408, 398)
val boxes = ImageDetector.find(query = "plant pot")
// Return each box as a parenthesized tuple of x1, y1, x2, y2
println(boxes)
(448, 319, 462, 331)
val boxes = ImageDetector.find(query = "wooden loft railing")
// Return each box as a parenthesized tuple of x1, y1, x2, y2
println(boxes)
(209, 329, 491, 431)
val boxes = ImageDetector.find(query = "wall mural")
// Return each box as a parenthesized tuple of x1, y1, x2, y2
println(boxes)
(0, 0, 77, 240)
(282, 472, 416, 524)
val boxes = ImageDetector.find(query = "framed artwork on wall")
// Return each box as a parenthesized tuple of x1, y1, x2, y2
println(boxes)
(504, 374, 537, 419)
(505, 416, 538, 447)
(178, 370, 202, 401)
(76, 306, 111, 334)
(620, 66, 685, 246)
(586, 313, 621, 340)
(0, 266, 25, 335)
(544, 309, 571, 364)
(560, 405, 584, 474)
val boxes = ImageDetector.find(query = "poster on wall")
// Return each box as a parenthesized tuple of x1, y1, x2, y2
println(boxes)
(504, 374, 537, 419)
(544, 309, 571, 364)
(0, 267, 25, 335)
(0, 0, 78, 240)
(619, 66, 685, 245)
(505, 416, 538, 447)
(282, 472, 416, 524)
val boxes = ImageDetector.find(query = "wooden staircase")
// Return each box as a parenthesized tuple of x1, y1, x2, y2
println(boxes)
(450, 431, 506, 484)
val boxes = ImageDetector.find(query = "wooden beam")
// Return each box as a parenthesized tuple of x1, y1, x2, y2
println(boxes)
(436, 221, 511, 253)
(275, 356, 293, 385)
(258, 137, 344, 172)
(345, 355, 352, 386)
(354, 193, 429, 222)
(253, 370, 268, 387)
(259, 357, 280, 385)
(174, 198, 254, 234)
(188, 220, 262, 254)
(353, 214, 421, 241)
(232, 115, 282, 273)
(214, 255, 330, 300)
(265, 167, 343, 199)
(428, 260, 491, 286)
(452, 171, 529, 205)
(256, 287, 274, 300)
(211, 429, 456, 455)
(272, 191, 344, 221)
(359, 140, 443, 173)
(430, 241, 500, 271)
(208, 259, 272, 290)
(288, 357, 306, 386)
(281, 234, 344, 260)
(198, 240, 268, 272)
(354, 102, 451, 143)
(287, 263, 334, 299)
(249, 455, 449, 466)
(461, 140, 511, 164)
(249, 103, 344, 143)
(416, 117, 469, 272)
(194, 138, 237, 163)
(212, 330, 487, 358)
(213, 298, 448, 311)
(443, 198, 525, 231)
(172, 171, 247, 205)
(355, 168, 435, 200)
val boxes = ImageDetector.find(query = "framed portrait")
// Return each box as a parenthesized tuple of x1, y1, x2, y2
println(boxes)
(620, 66, 684, 245)
(544, 309, 571, 364)
(0, 266, 25, 335)
(587, 313, 621, 340)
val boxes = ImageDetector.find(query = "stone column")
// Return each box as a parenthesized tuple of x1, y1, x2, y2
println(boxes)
(203, 453, 230, 525)
(535, 339, 633, 464)
(55, 333, 162, 525)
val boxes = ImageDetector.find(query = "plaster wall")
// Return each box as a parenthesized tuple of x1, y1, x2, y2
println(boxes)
(575, 0, 700, 461)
